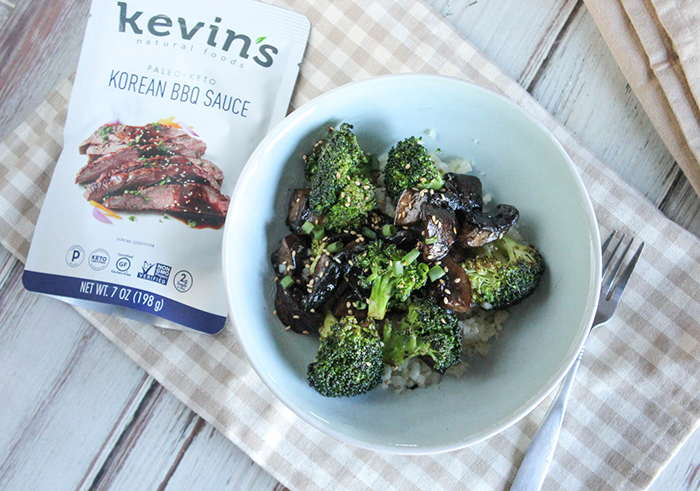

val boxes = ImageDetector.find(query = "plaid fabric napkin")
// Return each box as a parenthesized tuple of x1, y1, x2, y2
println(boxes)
(2, 1, 700, 490)
(585, 0, 700, 198)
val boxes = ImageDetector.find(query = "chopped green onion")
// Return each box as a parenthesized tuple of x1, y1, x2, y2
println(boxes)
(280, 276, 294, 289)
(425, 236, 438, 245)
(327, 241, 344, 254)
(301, 220, 315, 234)
(393, 260, 404, 276)
(362, 227, 377, 240)
(309, 255, 321, 275)
(402, 249, 420, 264)
(418, 263, 430, 275)
(428, 265, 446, 282)
(382, 224, 396, 237)
(313, 225, 325, 240)
(353, 301, 367, 310)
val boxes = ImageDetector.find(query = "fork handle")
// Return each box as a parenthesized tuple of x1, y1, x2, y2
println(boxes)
(510, 350, 584, 491)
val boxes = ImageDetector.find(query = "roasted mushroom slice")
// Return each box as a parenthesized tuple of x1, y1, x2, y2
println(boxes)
(286, 188, 314, 234)
(394, 189, 429, 226)
(334, 240, 370, 297)
(331, 283, 368, 321)
(274, 282, 323, 334)
(443, 173, 483, 212)
(429, 255, 472, 313)
(325, 231, 359, 246)
(366, 209, 421, 250)
(366, 210, 393, 232)
(334, 238, 366, 271)
(421, 203, 457, 261)
(448, 243, 469, 263)
(271, 233, 309, 278)
(302, 253, 342, 310)
(425, 189, 463, 211)
(385, 228, 421, 251)
(457, 204, 519, 248)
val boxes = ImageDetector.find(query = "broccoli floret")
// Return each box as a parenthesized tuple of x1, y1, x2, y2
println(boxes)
(354, 241, 428, 320)
(304, 123, 368, 181)
(462, 235, 545, 309)
(324, 177, 376, 231)
(304, 124, 375, 231)
(384, 136, 445, 202)
(382, 299, 462, 373)
(305, 124, 374, 227)
(307, 315, 383, 397)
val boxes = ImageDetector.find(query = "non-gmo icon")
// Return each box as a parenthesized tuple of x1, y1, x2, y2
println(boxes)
(66, 245, 85, 267)
(116, 257, 131, 272)
(88, 249, 110, 271)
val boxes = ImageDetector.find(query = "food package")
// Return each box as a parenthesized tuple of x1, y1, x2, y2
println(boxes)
(23, 0, 310, 333)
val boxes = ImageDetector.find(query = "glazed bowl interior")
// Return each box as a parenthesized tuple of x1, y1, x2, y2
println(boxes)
(223, 74, 600, 454)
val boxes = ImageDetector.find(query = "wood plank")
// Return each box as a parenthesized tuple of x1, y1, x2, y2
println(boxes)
(162, 415, 281, 491)
(78, 383, 279, 491)
(76, 375, 156, 490)
(525, 3, 700, 238)
(0, 245, 16, 291)
(425, 0, 579, 88)
(79, 383, 198, 490)
(0, 0, 90, 141)
(527, 4, 677, 203)
(659, 171, 700, 238)
(0, 3, 14, 32)
(649, 426, 700, 491)
(0, 259, 152, 491)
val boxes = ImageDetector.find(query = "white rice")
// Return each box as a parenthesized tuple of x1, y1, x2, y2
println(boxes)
(372, 150, 511, 394)
(432, 153, 473, 175)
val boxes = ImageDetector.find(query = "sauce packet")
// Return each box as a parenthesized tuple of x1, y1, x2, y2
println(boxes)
(23, 0, 310, 334)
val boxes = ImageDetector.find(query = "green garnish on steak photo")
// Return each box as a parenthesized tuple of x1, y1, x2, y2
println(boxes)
(271, 123, 545, 398)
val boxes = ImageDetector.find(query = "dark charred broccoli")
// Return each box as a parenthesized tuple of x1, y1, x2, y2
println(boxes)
(382, 298, 462, 373)
(354, 241, 428, 320)
(304, 123, 375, 231)
(307, 315, 383, 397)
(462, 235, 545, 309)
(384, 136, 445, 202)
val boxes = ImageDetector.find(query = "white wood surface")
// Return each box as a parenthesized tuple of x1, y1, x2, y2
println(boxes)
(1, 0, 699, 490)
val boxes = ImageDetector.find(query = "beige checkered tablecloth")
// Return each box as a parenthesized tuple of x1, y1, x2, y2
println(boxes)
(2, 1, 700, 490)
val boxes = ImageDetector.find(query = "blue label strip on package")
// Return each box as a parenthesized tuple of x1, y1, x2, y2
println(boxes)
(22, 270, 225, 334)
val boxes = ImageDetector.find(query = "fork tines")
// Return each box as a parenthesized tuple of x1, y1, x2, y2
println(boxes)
(601, 230, 644, 301)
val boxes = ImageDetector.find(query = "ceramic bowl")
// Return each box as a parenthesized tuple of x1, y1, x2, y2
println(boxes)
(223, 74, 601, 454)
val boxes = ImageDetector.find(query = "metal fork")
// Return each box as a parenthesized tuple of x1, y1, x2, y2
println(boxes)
(511, 231, 644, 491)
